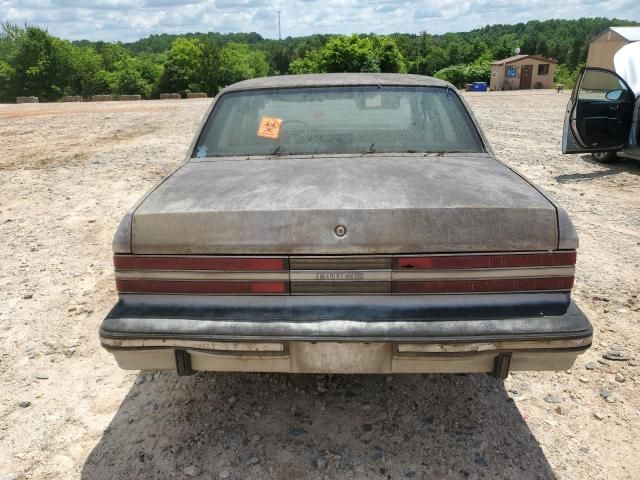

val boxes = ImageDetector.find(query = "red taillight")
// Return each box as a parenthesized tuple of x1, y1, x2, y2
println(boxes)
(392, 277, 575, 294)
(114, 252, 576, 296)
(114, 255, 287, 271)
(115, 279, 287, 295)
(394, 252, 576, 270)
(392, 252, 575, 294)
(114, 255, 289, 295)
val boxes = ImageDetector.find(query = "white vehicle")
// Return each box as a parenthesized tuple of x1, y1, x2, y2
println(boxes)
(563, 42, 640, 163)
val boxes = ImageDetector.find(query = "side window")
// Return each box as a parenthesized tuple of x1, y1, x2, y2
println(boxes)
(579, 69, 630, 101)
(538, 64, 549, 76)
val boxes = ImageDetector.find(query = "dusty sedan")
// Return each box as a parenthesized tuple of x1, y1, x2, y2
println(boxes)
(100, 73, 592, 377)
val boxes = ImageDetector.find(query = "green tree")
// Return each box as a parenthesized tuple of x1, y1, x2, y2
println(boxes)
(3, 18, 640, 103)
(421, 46, 449, 74)
(112, 57, 154, 97)
(218, 43, 268, 86)
(554, 63, 584, 88)
(94, 41, 129, 70)
(373, 36, 406, 73)
(69, 46, 103, 96)
(491, 38, 517, 60)
(136, 54, 164, 95)
(262, 41, 295, 74)
(4, 26, 75, 100)
(433, 57, 491, 87)
(289, 49, 323, 74)
(321, 35, 380, 72)
(195, 39, 220, 96)
(433, 65, 466, 87)
(159, 37, 219, 95)
(0, 23, 22, 60)
(159, 37, 200, 93)
(94, 70, 117, 94)
(0, 60, 16, 100)
(287, 35, 405, 74)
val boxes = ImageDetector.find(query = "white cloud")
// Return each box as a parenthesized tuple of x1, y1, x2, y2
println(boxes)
(0, 0, 637, 41)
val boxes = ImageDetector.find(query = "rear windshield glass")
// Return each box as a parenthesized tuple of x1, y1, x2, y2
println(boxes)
(193, 86, 483, 157)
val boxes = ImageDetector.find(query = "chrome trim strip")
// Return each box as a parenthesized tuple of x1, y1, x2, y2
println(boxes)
(392, 289, 572, 295)
(391, 250, 574, 258)
(101, 336, 591, 352)
(116, 266, 573, 283)
(102, 337, 285, 352)
(392, 266, 575, 280)
(116, 254, 289, 260)
(397, 337, 591, 353)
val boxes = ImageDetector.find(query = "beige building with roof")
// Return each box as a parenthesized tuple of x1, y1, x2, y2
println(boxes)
(587, 27, 640, 70)
(489, 55, 558, 91)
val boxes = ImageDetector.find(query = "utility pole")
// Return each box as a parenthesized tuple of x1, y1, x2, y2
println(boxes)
(278, 10, 281, 40)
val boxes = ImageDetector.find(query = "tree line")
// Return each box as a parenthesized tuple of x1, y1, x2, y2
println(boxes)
(1, 17, 637, 102)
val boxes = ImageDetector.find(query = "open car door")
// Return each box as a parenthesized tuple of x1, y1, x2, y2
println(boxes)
(563, 67, 636, 154)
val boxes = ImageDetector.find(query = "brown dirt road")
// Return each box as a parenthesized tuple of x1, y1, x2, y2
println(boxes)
(0, 92, 638, 480)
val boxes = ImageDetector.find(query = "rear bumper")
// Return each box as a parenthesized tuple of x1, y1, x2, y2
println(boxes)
(100, 293, 592, 375)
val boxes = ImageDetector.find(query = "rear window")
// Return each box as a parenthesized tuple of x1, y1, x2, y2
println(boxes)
(193, 86, 484, 158)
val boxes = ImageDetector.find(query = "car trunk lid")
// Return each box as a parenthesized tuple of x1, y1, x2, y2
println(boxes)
(131, 153, 558, 254)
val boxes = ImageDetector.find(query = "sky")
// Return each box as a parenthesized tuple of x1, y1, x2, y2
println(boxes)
(1, 0, 639, 42)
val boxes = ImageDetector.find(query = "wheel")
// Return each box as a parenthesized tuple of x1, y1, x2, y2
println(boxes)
(591, 151, 618, 163)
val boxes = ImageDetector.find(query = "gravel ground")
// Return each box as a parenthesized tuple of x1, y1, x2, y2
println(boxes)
(0, 91, 638, 480)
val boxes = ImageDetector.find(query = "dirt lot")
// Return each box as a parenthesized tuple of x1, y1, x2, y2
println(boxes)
(0, 91, 638, 480)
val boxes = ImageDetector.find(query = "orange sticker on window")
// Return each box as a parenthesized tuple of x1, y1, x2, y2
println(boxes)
(257, 116, 283, 139)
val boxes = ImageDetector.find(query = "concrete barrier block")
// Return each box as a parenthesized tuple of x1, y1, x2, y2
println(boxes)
(62, 96, 83, 102)
(186, 92, 207, 99)
(92, 95, 113, 102)
(160, 93, 182, 100)
(16, 96, 39, 104)
(119, 94, 142, 101)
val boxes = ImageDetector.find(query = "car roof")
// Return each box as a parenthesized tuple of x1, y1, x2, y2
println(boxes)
(220, 73, 452, 93)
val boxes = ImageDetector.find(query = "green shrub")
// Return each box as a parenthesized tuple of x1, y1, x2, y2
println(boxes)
(554, 63, 584, 89)
(433, 60, 491, 88)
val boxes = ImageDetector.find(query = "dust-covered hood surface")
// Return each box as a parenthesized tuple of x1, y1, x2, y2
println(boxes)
(131, 154, 558, 254)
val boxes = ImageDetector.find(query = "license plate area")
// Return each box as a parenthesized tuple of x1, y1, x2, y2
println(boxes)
(289, 342, 392, 373)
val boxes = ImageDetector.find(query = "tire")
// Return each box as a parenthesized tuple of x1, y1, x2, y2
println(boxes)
(591, 151, 618, 163)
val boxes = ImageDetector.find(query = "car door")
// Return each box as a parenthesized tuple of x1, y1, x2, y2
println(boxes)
(563, 67, 636, 154)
